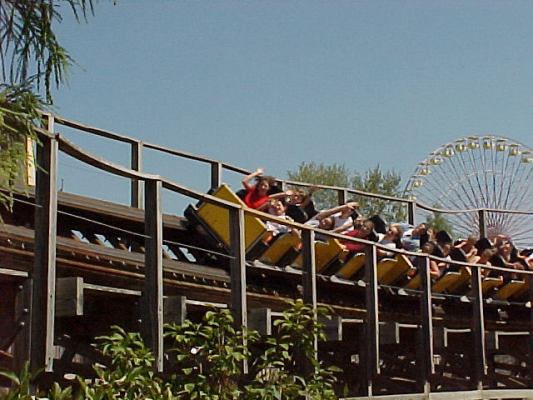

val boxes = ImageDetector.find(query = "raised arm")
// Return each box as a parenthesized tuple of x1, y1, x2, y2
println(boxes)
(299, 185, 318, 209)
(332, 220, 355, 233)
(269, 189, 294, 200)
(242, 168, 264, 190)
(315, 201, 359, 220)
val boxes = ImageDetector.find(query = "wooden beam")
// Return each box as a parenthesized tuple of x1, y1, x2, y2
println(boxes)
(83, 283, 141, 297)
(31, 128, 58, 373)
(418, 255, 434, 394)
(408, 201, 416, 226)
(14, 280, 32, 373)
(249, 308, 272, 336)
(364, 244, 379, 396)
(471, 265, 487, 389)
(337, 189, 347, 206)
(302, 229, 318, 367)
(322, 315, 342, 341)
(527, 275, 533, 387)
(229, 207, 247, 328)
(130, 141, 143, 208)
(56, 277, 83, 317)
(210, 161, 222, 191)
(229, 207, 247, 373)
(478, 209, 487, 238)
(143, 179, 163, 372)
(302, 229, 317, 310)
(0, 268, 28, 278)
(164, 296, 187, 325)
(344, 388, 533, 400)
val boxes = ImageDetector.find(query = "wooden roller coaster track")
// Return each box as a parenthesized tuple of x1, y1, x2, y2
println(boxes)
(1, 113, 533, 399)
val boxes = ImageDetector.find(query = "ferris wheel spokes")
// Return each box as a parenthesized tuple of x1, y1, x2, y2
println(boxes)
(406, 135, 533, 247)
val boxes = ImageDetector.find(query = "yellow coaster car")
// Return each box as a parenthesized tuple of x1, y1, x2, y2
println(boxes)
(186, 184, 269, 255)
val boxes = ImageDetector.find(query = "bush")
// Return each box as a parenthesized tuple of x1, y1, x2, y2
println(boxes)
(1, 300, 341, 400)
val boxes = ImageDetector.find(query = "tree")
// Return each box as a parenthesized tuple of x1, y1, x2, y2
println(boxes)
(351, 165, 406, 223)
(0, 1, 94, 210)
(287, 162, 350, 210)
(287, 162, 406, 222)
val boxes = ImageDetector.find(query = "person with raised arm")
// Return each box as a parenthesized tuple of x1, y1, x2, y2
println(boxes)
(241, 168, 292, 211)
(306, 201, 360, 234)
(455, 234, 479, 261)
(286, 186, 319, 223)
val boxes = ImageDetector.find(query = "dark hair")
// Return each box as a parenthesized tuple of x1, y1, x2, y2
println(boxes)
(256, 175, 276, 186)
(422, 240, 436, 253)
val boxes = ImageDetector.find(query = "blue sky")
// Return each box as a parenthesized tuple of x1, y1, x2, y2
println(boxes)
(51, 1, 533, 213)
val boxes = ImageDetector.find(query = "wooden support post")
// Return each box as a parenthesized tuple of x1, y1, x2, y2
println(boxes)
(418, 255, 434, 394)
(302, 229, 317, 356)
(471, 264, 486, 390)
(31, 128, 58, 373)
(229, 207, 247, 327)
(130, 141, 143, 208)
(364, 244, 379, 395)
(55, 277, 84, 317)
(302, 229, 317, 310)
(164, 296, 187, 325)
(249, 308, 273, 336)
(408, 201, 416, 226)
(229, 207, 248, 373)
(297, 229, 317, 375)
(210, 161, 222, 191)
(528, 275, 533, 387)
(379, 322, 397, 345)
(322, 315, 343, 341)
(143, 179, 163, 372)
(14, 280, 32, 373)
(478, 209, 487, 238)
(338, 189, 347, 206)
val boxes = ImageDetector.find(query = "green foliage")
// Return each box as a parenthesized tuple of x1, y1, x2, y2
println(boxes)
(351, 165, 406, 222)
(287, 162, 350, 210)
(0, 363, 72, 400)
(288, 162, 406, 222)
(0, 0, 94, 212)
(165, 308, 255, 399)
(1, 0, 94, 101)
(1, 301, 341, 400)
(0, 363, 35, 399)
(164, 301, 340, 400)
(77, 326, 173, 399)
(0, 84, 43, 211)
(246, 300, 339, 400)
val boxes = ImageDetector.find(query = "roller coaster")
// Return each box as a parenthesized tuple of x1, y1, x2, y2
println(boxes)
(1, 113, 533, 399)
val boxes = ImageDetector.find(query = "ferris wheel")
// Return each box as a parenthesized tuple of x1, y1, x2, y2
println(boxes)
(405, 135, 533, 248)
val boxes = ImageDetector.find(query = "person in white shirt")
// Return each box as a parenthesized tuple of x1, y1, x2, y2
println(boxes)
(265, 198, 295, 237)
(305, 201, 359, 234)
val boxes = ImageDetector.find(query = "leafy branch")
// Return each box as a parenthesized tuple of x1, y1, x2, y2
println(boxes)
(1, 301, 342, 400)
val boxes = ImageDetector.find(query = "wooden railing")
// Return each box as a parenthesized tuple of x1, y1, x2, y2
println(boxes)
(25, 113, 533, 398)
(52, 114, 533, 235)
